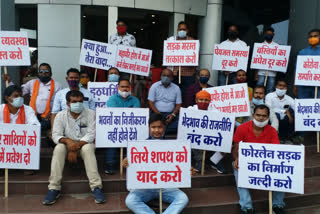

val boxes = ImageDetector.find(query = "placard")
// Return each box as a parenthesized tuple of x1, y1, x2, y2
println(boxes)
(294, 55, 320, 86)
(177, 108, 235, 153)
(295, 99, 320, 131)
(238, 142, 305, 194)
(0, 124, 41, 170)
(88, 82, 118, 108)
(127, 140, 191, 189)
(96, 108, 149, 148)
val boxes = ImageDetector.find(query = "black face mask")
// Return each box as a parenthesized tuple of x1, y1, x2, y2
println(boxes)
(264, 35, 274, 42)
(227, 31, 239, 40)
(39, 75, 51, 83)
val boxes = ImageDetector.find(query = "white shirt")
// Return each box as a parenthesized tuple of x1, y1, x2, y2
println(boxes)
(265, 91, 295, 119)
(220, 38, 247, 48)
(257, 41, 279, 77)
(51, 87, 95, 114)
(22, 79, 63, 114)
(0, 104, 40, 125)
(109, 32, 136, 47)
(52, 108, 95, 144)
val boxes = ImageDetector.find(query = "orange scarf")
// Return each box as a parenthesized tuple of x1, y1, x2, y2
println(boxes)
(3, 104, 26, 124)
(30, 79, 55, 118)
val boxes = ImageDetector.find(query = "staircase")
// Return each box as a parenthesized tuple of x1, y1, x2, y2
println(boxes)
(0, 133, 320, 214)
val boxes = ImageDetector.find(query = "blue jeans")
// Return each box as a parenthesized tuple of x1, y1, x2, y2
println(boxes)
(125, 188, 188, 214)
(218, 71, 236, 86)
(105, 148, 120, 171)
(297, 86, 320, 99)
(233, 164, 285, 210)
(257, 75, 276, 94)
(161, 112, 179, 135)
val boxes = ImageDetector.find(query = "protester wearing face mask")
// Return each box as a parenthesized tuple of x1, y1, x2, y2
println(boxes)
(79, 70, 90, 89)
(109, 19, 136, 47)
(44, 90, 105, 205)
(51, 68, 95, 131)
(148, 69, 182, 135)
(242, 86, 279, 131)
(106, 67, 121, 82)
(255, 27, 278, 94)
(184, 69, 212, 107)
(265, 80, 294, 144)
(218, 24, 247, 86)
(232, 105, 285, 214)
(104, 78, 140, 175)
(167, 21, 197, 104)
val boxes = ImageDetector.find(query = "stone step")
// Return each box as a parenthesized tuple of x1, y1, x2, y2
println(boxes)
(1, 176, 320, 214)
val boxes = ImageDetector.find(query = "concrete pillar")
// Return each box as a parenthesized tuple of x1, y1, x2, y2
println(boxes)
(108, 6, 118, 43)
(198, 0, 223, 86)
(38, 4, 81, 88)
(169, 12, 185, 38)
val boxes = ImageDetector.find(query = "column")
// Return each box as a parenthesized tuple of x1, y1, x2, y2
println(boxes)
(38, 4, 81, 88)
(169, 13, 185, 37)
(108, 6, 118, 43)
(198, 0, 223, 86)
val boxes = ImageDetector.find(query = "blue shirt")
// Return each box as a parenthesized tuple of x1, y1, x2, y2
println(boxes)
(148, 81, 182, 113)
(106, 93, 140, 108)
(298, 45, 320, 56)
(51, 87, 95, 114)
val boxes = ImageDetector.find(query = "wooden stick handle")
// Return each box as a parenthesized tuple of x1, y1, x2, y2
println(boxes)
(4, 66, 8, 87)
(93, 68, 97, 82)
(129, 74, 132, 83)
(120, 148, 123, 178)
(269, 191, 272, 214)
(225, 72, 229, 85)
(159, 188, 163, 214)
(264, 71, 269, 87)
(201, 150, 206, 176)
(4, 168, 8, 197)
(317, 132, 319, 153)
(178, 66, 181, 84)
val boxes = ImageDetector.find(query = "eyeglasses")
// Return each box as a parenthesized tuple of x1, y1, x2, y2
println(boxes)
(39, 69, 50, 73)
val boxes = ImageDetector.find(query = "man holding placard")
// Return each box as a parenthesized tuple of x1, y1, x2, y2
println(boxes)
(232, 105, 285, 214)
(104, 77, 140, 175)
(123, 113, 189, 214)
(44, 90, 104, 205)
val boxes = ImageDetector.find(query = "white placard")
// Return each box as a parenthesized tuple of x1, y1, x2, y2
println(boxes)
(79, 39, 117, 70)
(295, 98, 320, 131)
(250, 43, 291, 73)
(0, 31, 31, 66)
(204, 83, 250, 117)
(96, 108, 149, 148)
(238, 142, 305, 194)
(177, 108, 235, 153)
(212, 44, 249, 72)
(127, 140, 191, 189)
(294, 55, 320, 86)
(115, 45, 152, 77)
(87, 82, 118, 108)
(0, 124, 41, 170)
(162, 40, 200, 66)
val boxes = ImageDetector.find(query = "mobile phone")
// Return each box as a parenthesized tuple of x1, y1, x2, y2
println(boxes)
(284, 105, 289, 109)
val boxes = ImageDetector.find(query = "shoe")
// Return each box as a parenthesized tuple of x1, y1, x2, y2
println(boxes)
(104, 169, 115, 175)
(92, 187, 105, 204)
(43, 190, 60, 205)
(273, 206, 285, 214)
(241, 208, 254, 214)
(210, 161, 227, 174)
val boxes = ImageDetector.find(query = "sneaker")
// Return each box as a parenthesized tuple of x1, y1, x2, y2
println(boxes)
(43, 190, 60, 205)
(210, 161, 227, 174)
(92, 187, 105, 204)
(104, 169, 115, 175)
(241, 208, 254, 214)
(273, 206, 285, 214)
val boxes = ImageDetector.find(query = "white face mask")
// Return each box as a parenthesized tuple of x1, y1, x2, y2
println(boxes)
(118, 90, 131, 98)
(11, 97, 24, 108)
(275, 88, 287, 97)
(253, 118, 269, 128)
(70, 102, 84, 114)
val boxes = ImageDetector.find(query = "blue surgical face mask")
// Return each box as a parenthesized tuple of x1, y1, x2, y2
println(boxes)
(11, 97, 24, 108)
(199, 77, 209, 84)
(70, 102, 84, 114)
(161, 76, 171, 85)
(108, 74, 119, 82)
(177, 30, 187, 38)
(252, 97, 264, 105)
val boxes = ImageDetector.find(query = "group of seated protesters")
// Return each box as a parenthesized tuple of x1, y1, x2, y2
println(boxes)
(1, 62, 298, 214)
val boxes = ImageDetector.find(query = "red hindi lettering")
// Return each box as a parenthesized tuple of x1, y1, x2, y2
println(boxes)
(28, 131, 37, 146)
(175, 146, 188, 163)
(160, 165, 182, 183)
(136, 171, 158, 184)
(24, 148, 31, 165)
(131, 146, 149, 164)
